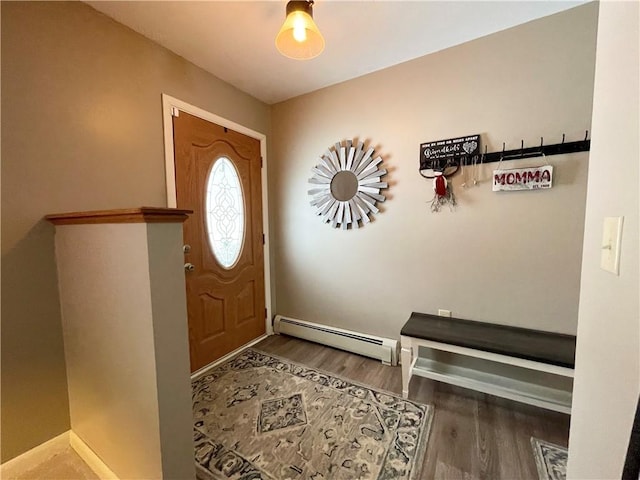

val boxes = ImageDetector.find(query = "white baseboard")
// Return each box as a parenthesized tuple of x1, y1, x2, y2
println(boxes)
(0, 430, 118, 480)
(191, 333, 269, 379)
(1, 431, 70, 478)
(70, 431, 118, 480)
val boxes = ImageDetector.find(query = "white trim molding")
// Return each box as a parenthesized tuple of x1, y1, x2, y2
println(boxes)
(69, 431, 118, 480)
(0, 431, 118, 480)
(161, 94, 273, 335)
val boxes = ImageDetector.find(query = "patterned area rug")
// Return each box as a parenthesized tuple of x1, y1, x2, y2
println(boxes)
(531, 438, 568, 480)
(192, 349, 433, 480)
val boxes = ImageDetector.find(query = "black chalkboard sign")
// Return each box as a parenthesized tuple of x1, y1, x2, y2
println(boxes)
(419, 134, 480, 177)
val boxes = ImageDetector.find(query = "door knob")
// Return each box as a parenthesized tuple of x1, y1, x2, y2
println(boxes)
(184, 263, 195, 272)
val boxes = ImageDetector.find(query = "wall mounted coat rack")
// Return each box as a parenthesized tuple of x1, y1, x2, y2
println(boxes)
(480, 131, 590, 164)
(419, 132, 591, 178)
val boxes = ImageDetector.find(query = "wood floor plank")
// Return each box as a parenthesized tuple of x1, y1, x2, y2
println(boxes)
(434, 461, 480, 480)
(473, 394, 498, 479)
(253, 334, 570, 479)
(492, 401, 527, 479)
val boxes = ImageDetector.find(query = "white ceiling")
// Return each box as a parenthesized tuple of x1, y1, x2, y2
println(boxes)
(87, 1, 585, 105)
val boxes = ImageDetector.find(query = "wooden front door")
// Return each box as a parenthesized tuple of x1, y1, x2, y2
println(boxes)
(173, 112, 266, 372)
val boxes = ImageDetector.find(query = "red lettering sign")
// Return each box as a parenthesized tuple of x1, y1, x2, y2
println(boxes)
(492, 166, 553, 191)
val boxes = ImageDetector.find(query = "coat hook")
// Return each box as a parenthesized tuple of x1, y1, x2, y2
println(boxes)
(562, 133, 565, 144)
(502, 142, 506, 153)
(520, 140, 524, 157)
(540, 137, 544, 148)
(584, 130, 589, 141)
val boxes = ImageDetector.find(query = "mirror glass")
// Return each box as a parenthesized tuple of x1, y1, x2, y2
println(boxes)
(309, 139, 388, 229)
(330, 171, 358, 201)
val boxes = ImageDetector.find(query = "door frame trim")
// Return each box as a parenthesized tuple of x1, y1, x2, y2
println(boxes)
(161, 94, 273, 335)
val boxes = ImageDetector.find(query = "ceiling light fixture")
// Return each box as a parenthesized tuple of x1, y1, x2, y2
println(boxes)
(275, 0, 325, 60)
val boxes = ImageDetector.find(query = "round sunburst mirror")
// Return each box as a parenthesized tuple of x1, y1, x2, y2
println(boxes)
(308, 139, 388, 229)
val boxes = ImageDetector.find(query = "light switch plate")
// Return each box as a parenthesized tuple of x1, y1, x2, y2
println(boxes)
(601, 216, 624, 275)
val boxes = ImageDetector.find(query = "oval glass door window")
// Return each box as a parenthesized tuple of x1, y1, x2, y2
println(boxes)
(205, 157, 245, 268)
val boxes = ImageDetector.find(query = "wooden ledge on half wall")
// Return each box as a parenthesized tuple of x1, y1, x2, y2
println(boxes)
(45, 207, 193, 225)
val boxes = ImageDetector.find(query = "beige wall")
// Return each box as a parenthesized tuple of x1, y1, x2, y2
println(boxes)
(55, 223, 160, 479)
(54, 221, 194, 479)
(146, 223, 194, 479)
(1, 1, 270, 461)
(270, 4, 598, 339)
(567, 1, 640, 477)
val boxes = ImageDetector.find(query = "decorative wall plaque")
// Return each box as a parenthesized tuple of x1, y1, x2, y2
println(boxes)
(308, 139, 388, 229)
(419, 134, 480, 178)
(492, 165, 553, 191)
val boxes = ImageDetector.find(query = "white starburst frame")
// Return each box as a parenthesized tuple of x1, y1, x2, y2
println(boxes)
(308, 139, 388, 229)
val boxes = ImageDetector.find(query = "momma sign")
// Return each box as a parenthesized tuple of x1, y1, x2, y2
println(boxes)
(492, 165, 553, 192)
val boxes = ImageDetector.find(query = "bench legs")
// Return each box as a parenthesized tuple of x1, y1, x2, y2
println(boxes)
(400, 336, 413, 398)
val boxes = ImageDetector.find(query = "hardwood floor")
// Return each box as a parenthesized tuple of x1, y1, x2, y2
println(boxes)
(254, 334, 570, 480)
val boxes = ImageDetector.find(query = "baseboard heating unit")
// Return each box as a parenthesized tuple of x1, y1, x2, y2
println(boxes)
(273, 315, 398, 366)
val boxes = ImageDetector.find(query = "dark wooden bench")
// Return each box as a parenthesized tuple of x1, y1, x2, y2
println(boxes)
(400, 312, 576, 413)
